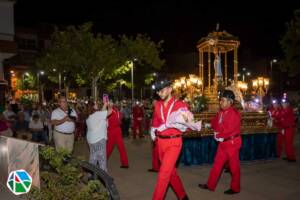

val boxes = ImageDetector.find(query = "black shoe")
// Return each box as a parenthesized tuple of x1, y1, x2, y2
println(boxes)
(287, 159, 296, 162)
(148, 169, 158, 172)
(224, 189, 239, 195)
(198, 184, 209, 190)
(120, 165, 129, 168)
(282, 157, 287, 160)
(181, 195, 189, 200)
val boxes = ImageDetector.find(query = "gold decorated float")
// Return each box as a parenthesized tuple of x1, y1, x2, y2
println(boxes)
(185, 112, 277, 137)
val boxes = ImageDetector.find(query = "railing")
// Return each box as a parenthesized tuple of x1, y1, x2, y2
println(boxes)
(79, 161, 120, 200)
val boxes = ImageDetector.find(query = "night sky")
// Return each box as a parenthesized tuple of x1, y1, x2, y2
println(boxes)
(14, 0, 300, 75)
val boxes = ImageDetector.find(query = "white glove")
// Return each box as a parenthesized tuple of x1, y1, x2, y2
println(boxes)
(150, 127, 157, 141)
(281, 129, 285, 135)
(214, 132, 224, 142)
(213, 132, 218, 141)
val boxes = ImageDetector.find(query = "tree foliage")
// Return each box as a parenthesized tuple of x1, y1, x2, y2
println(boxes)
(120, 34, 164, 69)
(36, 22, 165, 99)
(280, 9, 300, 76)
(16, 74, 36, 90)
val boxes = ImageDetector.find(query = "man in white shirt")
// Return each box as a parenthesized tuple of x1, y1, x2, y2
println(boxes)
(51, 96, 77, 153)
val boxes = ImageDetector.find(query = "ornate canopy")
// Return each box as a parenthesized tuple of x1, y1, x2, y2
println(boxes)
(197, 30, 240, 94)
(197, 31, 240, 52)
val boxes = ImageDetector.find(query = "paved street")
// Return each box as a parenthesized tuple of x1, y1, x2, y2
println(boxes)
(74, 129, 300, 200)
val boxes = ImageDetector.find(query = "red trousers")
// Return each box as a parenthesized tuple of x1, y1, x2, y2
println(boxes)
(207, 137, 241, 192)
(151, 140, 160, 171)
(153, 137, 186, 200)
(277, 127, 296, 160)
(75, 122, 85, 140)
(133, 120, 143, 137)
(107, 127, 129, 166)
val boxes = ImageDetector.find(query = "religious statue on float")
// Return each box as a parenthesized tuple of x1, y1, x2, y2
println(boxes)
(213, 49, 223, 92)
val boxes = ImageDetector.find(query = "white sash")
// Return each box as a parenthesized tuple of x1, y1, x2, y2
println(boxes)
(218, 112, 223, 124)
(160, 99, 176, 123)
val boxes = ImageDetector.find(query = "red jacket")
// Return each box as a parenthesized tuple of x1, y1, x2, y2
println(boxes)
(280, 107, 295, 128)
(152, 97, 189, 137)
(108, 108, 122, 130)
(211, 106, 241, 139)
(133, 105, 144, 121)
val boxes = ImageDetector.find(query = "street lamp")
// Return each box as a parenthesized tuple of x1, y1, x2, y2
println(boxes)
(53, 68, 62, 93)
(10, 70, 15, 77)
(37, 71, 44, 87)
(131, 58, 138, 104)
(270, 59, 277, 72)
(270, 58, 277, 87)
(22, 72, 29, 90)
(37, 71, 44, 102)
(241, 67, 251, 82)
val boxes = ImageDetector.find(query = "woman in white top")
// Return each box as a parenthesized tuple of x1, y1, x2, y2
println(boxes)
(86, 101, 112, 172)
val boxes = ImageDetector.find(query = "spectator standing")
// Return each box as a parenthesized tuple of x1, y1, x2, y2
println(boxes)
(51, 96, 77, 153)
(29, 114, 48, 143)
(120, 102, 131, 138)
(86, 102, 112, 172)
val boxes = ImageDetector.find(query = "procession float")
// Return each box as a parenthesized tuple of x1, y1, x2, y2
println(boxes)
(172, 29, 278, 165)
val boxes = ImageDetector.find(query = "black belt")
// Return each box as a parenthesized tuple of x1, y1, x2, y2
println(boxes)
(223, 134, 240, 142)
(54, 129, 74, 135)
(157, 134, 181, 139)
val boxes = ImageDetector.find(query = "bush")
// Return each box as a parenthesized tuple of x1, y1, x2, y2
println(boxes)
(26, 147, 108, 200)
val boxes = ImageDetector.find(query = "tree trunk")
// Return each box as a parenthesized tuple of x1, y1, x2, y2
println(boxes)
(41, 84, 45, 103)
(65, 85, 69, 99)
(91, 77, 98, 102)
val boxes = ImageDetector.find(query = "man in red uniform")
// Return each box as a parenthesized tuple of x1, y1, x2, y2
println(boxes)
(148, 98, 160, 172)
(151, 77, 189, 200)
(199, 90, 241, 194)
(107, 105, 129, 168)
(132, 101, 144, 139)
(279, 99, 296, 162)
